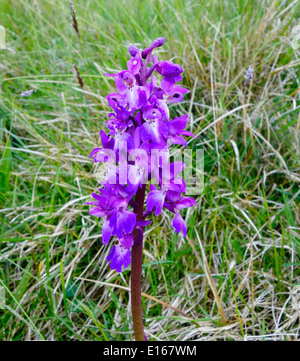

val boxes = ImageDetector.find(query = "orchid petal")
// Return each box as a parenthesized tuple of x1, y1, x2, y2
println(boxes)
(106, 244, 131, 273)
(172, 212, 187, 237)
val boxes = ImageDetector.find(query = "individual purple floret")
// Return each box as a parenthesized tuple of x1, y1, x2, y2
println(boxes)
(244, 65, 254, 85)
(87, 38, 197, 273)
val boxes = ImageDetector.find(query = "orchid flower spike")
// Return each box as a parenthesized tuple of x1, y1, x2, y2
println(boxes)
(87, 38, 197, 272)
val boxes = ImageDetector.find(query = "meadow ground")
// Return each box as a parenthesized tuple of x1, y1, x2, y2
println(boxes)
(0, 0, 299, 341)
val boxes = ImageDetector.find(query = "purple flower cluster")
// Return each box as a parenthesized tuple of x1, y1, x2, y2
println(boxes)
(87, 38, 197, 272)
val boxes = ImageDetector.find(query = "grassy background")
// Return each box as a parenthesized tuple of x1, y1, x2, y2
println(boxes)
(0, 0, 299, 340)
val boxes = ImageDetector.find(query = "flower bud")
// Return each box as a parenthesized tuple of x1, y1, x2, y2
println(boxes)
(128, 45, 139, 57)
(151, 37, 165, 48)
(161, 64, 182, 78)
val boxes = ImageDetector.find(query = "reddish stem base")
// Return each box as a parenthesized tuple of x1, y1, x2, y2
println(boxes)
(131, 184, 146, 341)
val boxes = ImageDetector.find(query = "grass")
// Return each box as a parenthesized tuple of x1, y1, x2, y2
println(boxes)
(0, 0, 299, 341)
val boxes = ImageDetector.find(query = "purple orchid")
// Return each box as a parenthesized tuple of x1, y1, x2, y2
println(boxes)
(88, 38, 196, 272)
(87, 38, 197, 341)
